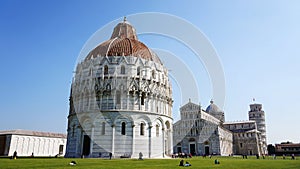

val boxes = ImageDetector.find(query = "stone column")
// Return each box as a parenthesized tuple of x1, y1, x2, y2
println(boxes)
(169, 129, 173, 155)
(164, 100, 167, 115)
(162, 128, 165, 158)
(111, 124, 115, 154)
(155, 95, 158, 113)
(113, 89, 116, 110)
(158, 96, 162, 114)
(99, 93, 103, 110)
(148, 125, 152, 158)
(37, 139, 41, 156)
(77, 126, 83, 157)
(106, 94, 109, 109)
(93, 93, 97, 110)
(52, 139, 55, 156)
(146, 93, 150, 111)
(132, 124, 135, 157)
(127, 92, 129, 110)
(75, 125, 79, 156)
(147, 94, 151, 112)
(120, 92, 123, 110)
(139, 92, 142, 110)
(87, 93, 90, 111)
(90, 125, 95, 157)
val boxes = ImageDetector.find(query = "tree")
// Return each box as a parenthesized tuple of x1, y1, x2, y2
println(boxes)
(267, 144, 275, 155)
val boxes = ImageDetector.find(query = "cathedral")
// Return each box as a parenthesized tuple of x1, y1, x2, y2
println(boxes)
(65, 19, 173, 158)
(173, 100, 267, 156)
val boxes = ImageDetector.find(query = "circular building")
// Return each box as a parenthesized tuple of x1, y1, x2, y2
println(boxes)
(65, 19, 173, 158)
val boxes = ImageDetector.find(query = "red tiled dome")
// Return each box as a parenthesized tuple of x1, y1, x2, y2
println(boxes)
(85, 20, 162, 64)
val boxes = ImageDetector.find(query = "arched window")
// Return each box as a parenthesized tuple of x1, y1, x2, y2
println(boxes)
(137, 67, 140, 76)
(121, 65, 125, 74)
(101, 122, 105, 135)
(121, 122, 126, 135)
(156, 124, 159, 137)
(104, 65, 108, 75)
(140, 123, 145, 135)
(165, 121, 170, 129)
(152, 70, 156, 78)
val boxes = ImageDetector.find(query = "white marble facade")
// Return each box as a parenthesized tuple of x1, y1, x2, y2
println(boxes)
(173, 100, 233, 156)
(65, 20, 173, 158)
(0, 130, 66, 157)
(173, 100, 267, 156)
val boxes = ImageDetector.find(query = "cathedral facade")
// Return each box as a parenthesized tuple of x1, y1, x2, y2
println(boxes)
(173, 100, 267, 156)
(65, 19, 173, 158)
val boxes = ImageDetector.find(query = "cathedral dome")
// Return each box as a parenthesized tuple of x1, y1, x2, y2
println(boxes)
(206, 100, 222, 113)
(85, 18, 162, 64)
(206, 100, 225, 122)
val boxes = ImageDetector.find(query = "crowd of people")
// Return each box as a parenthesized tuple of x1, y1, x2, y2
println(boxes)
(172, 152, 193, 158)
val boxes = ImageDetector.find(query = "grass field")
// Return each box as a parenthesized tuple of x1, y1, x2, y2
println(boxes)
(0, 156, 299, 169)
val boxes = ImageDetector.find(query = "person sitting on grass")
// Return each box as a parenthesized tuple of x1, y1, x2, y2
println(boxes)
(214, 159, 220, 164)
(184, 161, 191, 167)
(179, 159, 184, 166)
(69, 161, 77, 166)
(139, 152, 143, 160)
(12, 151, 17, 160)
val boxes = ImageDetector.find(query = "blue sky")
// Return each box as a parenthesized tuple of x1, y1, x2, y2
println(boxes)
(1, 0, 300, 144)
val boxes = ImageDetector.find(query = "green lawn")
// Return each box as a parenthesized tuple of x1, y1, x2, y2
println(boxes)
(0, 156, 299, 169)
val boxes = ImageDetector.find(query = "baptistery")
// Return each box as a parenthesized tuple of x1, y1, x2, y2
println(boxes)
(65, 18, 173, 158)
